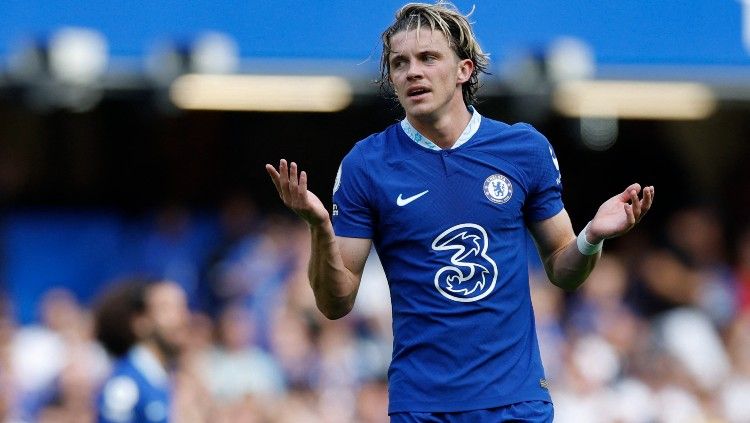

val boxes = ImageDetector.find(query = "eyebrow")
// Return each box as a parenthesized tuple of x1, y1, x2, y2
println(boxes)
(418, 49, 442, 57)
(389, 49, 442, 60)
(389, 52, 405, 63)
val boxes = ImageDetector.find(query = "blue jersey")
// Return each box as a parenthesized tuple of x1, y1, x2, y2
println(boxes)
(332, 116, 563, 413)
(97, 346, 171, 423)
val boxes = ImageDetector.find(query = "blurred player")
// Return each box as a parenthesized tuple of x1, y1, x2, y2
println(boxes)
(93, 279, 189, 423)
(266, 2, 654, 422)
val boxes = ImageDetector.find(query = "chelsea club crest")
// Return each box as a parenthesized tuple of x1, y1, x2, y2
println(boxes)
(483, 174, 513, 204)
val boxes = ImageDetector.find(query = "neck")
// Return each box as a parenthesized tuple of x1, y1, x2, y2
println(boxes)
(142, 340, 169, 367)
(406, 100, 472, 149)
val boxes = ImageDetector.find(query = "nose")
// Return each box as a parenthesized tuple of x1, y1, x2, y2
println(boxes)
(406, 62, 423, 80)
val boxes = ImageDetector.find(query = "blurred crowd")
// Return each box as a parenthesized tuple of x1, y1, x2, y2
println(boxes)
(0, 200, 749, 423)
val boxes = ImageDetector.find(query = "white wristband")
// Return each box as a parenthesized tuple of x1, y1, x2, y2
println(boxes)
(577, 222, 603, 256)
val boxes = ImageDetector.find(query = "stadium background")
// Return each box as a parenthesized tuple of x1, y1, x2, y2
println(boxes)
(1, 1, 750, 422)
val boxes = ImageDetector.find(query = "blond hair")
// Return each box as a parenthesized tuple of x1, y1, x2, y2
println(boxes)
(379, 1, 490, 106)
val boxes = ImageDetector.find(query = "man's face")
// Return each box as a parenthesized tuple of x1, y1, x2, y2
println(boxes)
(388, 28, 472, 121)
(144, 282, 189, 359)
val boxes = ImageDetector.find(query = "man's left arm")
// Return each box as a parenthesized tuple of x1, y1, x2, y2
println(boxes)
(528, 183, 654, 291)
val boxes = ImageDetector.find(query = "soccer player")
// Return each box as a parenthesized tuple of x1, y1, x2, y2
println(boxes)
(265, 2, 654, 421)
(93, 279, 189, 423)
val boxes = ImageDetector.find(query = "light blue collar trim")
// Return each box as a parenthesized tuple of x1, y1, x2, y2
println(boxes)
(131, 344, 169, 387)
(400, 107, 482, 150)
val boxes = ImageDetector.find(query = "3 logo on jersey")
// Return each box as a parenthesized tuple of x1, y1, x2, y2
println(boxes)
(431, 223, 498, 302)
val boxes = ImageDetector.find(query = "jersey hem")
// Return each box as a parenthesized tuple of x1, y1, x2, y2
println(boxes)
(526, 203, 565, 223)
(387, 392, 553, 414)
(331, 227, 373, 239)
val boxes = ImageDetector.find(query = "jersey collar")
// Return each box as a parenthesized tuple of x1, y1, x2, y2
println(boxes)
(400, 106, 482, 151)
(131, 344, 169, 387)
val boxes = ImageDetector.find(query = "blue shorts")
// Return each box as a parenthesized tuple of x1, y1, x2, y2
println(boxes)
(390, 401, 554, 423)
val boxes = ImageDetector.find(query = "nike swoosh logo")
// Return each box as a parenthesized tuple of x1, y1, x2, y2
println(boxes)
(397, 190, 429, 206)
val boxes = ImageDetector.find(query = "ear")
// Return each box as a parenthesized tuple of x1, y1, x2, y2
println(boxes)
(456, 59, 474, 84)
(131, 314, 151, 338)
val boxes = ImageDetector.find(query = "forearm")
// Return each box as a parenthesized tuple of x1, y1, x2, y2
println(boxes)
(307, 220, 360, 319)
(543, 236, 600, 291)
(533, 184, 654, 291)
(265, 159, 369, 318)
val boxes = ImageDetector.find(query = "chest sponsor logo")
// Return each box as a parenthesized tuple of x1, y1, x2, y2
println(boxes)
(431, 223, 498, 302)
(483, 174, 513, 204)
(396, 190, 429, 206)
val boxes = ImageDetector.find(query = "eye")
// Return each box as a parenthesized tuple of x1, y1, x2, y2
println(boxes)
(422, 54, 438, 64)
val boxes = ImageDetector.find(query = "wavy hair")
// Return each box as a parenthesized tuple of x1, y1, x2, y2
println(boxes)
(93, 278, 162, 357)
(379, 1, 490, 106)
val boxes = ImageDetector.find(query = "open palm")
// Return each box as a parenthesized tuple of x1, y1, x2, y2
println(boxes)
(266, 159, 330, 226)
(588, 183, 655, 242)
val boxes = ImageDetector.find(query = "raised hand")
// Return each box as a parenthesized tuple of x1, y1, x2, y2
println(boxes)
(587, 183, 654, 243)
(265, 159, 330, 226)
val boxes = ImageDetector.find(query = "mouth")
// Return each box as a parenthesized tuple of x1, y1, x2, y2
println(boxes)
(406, 87, 430, 98)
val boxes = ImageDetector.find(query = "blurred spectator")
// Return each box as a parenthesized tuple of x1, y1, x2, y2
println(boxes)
(530, 272, 566, 381)
(202, 196, 302, 354)
(9, 288, 108, 422)
(718, 310, 750, 422)
(201, 193, 260, 315)
(354, 379, 389, 423)
(667, 207, 736, 326)
(567, 254, 643, 356)
(316, 321, 360, 423)
(136, 205, 212, 306)
(171, 313, 216, 423)
(37, 357, 99, 423)
(93, 279, 194, 423)
(11, 290, 73, 409)
(655, 308, 731, 393)
(268, 307, 320, 391)
(734, 225, 750, 313)
(0, 296, 16, 422)
(633, 206, 736, 326)
(196, 303, 284, 405)
(2, 205, 750, 421)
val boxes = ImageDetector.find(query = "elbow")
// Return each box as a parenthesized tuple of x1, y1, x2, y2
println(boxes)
(319, 306, 352, 320)
(311, 278, 358, 320)
(316, 299, 354, 320)
(543, 256, 590, 292)
(320, 308, 350, 320)
(548, 274, 586, 292)
(556, 281, 583, 293)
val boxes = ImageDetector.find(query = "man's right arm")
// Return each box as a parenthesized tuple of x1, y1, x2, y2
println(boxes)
(266, 159, 371, 319)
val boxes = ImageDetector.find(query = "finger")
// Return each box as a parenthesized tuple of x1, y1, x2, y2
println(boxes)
(630, 188, 642, 219)
(265, 164, 283, 195)
(640, 186, 654, 217)
(278, 159, 290, 199)
(624, 203, 636, 225)
(265, 163, 280, 179)
(299, 170, 308, 197)
(289, 162, 300, 196)
(617, 183, 642, 202)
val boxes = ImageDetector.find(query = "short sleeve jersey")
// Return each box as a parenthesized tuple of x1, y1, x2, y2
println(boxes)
(97, 347, 171, 423)
(332, 115, 563, 413)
